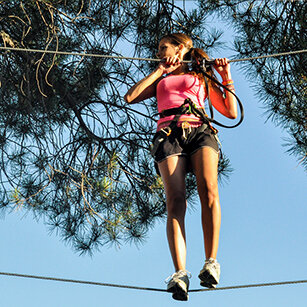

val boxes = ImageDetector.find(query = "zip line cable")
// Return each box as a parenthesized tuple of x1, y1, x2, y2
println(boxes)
(0, 46, 306, 63)
(0, 45, 305, 131)
(0, 46, 160, 62)
(190, 279, 307, 292)
(0, 271, 306, 293)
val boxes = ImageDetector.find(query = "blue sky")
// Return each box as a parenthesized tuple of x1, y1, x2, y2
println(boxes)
(1, 2, 306, 306)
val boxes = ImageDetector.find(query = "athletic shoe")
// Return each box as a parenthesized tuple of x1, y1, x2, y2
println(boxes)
(198, 258, 220, 288)
(165, 270, 191, 301)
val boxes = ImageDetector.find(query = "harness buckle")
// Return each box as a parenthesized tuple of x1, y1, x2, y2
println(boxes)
(161, 126, 172, 136)
(181, 121, 192, 140)
(181, 121, 191, 130)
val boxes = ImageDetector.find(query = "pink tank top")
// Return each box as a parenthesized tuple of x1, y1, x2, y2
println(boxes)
(156, 74, 206, 130)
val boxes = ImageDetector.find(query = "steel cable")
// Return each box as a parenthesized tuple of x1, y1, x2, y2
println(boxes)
(0, 46, 306, 63)
(0, 271, 306, 293)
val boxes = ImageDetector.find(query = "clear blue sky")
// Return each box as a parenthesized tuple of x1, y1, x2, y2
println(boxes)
(1, 2, 306, 306)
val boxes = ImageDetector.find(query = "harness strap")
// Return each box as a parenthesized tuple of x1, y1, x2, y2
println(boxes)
(150, 99, 216, 157)
(159, 105, 191, 118)
(159, 98, 215, 124)
(150, 114, 180, 157)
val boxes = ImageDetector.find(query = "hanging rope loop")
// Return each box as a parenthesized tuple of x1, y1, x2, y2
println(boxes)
(195, 58, 245, 129)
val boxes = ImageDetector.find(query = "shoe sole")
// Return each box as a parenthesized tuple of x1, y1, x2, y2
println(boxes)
(198, 270, 218, 288)
(167, 284, 188, 301)
(200, 281, 217, 288)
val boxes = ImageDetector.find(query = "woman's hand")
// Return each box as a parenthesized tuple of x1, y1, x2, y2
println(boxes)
(157, 55, 182, 75)
(213, 58, 231, 81)
(210, 57, 237, 119)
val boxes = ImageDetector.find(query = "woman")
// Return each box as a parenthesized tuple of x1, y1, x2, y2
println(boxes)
(124, 33, 237, 301)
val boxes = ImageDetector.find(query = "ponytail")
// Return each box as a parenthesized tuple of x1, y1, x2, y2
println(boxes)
(185, 48, 216, 87)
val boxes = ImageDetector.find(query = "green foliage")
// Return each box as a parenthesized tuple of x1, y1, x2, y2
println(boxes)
(199, 0, 307, 170)
(0, 0, 231, 253)
(4, 0, 304, 255)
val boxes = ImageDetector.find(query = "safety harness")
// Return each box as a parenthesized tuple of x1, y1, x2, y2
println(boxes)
(150, 98, 216, 157)
(150, 58, 244, 158)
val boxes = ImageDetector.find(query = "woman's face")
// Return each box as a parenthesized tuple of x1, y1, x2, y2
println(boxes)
(156, 38, 179, 59)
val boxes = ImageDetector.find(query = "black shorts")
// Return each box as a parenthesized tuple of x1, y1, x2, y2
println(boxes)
(152, 124, 219, 164)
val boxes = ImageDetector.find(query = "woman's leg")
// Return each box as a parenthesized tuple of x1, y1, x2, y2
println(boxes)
(158, 155, 188, 272)
(190, 147, 221, 260)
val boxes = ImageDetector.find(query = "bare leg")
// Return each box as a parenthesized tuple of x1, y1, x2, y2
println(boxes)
(191, 147, 221, 260)
(158, 156, 188, 271)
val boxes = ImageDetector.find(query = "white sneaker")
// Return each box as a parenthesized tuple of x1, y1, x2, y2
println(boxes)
(198, 258, 220, 288)
(165, 270, 191, 301)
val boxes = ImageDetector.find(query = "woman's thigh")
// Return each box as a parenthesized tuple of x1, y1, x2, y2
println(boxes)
(190, 147, 219, 197)
(158, 155, 188, 208)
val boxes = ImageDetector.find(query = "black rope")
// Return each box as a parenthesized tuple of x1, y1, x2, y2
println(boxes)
(190, 279, 307, 292)
(0, 271, 165, 292)
(0, 271, 306, 293)
(199, 59, 245, 128)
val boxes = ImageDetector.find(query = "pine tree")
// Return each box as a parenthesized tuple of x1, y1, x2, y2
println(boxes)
(199, 0, 307, 170)
(0, 0, 230, 253)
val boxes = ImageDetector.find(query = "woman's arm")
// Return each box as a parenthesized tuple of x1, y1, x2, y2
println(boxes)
(124, 56, 182, 104)
(209, 58, 238, 119)
(124, 67, 164, 104)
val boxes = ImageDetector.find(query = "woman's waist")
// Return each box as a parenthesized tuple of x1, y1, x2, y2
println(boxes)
(157, 116, 203, 131)
(158, 98, 204, 113)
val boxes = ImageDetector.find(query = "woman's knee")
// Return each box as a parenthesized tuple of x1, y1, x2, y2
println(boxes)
(198, 180, 219, 207)
(166, 192, 186, 217)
